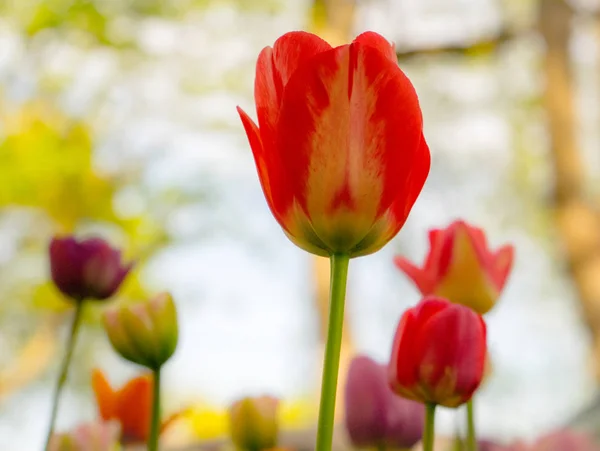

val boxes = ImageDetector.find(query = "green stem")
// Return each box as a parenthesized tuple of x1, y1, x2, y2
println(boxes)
(43, 301, 85, 451)
(377, 444, 387, 451)
(466, 399, 477, 451)
(423, 403, 436, 451)
(315, 253, 350, 451)
(149, 366, 162, 451)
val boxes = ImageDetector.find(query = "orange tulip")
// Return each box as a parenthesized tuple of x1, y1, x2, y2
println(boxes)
(237, 31, 430, 258)
(394, 220, 514, 314)
(91, 369, 180, 445)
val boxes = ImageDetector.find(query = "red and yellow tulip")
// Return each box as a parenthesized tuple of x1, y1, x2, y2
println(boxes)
(394, 220, 514, 314)
(238, 31, 430, 257)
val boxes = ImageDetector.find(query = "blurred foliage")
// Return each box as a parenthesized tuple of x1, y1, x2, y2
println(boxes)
(0, 0, 283, 45)
(0, 100, 118, 229)
(0, 94, 167, 399)
(0, 101, 169, 315)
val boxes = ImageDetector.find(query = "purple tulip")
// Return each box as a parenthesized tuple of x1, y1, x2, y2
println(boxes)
(345, 354, 425, 449)
(50, 236, 132, 302)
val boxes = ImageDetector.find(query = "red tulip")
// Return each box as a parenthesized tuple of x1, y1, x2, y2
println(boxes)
(394, 220, 514, 314)
(388, 296, 487, 408)
(237, 31, 430, 257)
(345, 355, 424, 449)
(50, 236, 132, 302)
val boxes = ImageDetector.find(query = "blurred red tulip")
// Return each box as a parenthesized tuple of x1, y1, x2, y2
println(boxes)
(389, 297, 487, 407)
(50, 236, 132, 302)
(394, 220, 514, 313)
(238, 31, 430, 257)
(345, 355, 424, 449)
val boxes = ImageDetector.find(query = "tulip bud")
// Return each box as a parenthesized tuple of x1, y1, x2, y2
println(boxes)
(394, 220, 514, 314)
(48, 421, 121, 451)
(103, 293, 178, 370)
(345, 355, 424, 449)
(389, 297, 487, 408)
(228, 396, 279, 451)
(50, 236, 132, 302)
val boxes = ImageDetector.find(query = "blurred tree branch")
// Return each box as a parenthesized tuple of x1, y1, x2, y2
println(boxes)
(395, 27, 518, 60)
(539, 0, 600, 380)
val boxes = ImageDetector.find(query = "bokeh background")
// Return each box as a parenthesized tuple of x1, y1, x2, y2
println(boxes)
(1, 0, 600, 449)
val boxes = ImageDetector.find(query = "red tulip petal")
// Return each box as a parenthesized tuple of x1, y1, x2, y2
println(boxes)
(416, 304, 486, 406)
(254, 32, 331, 149)
(428, 229, 442, 247)
(393, 256, 434, 295)
(353, 135, 430, 256)
(388, 134, 431, 228)
(389, 309, 419, 393)
(389, 298, 449, 393)
(423, 227, 445, 272)
(434, 224, 501, 313)
(459, 221, 496, 270)
(276, 41, 423, 250)
(353, 31, 397, 64)
(413, 296, 450, 321)
(436, 224, 458, 279)
(491, 245, 514, 291)
(237, 106, 286, 224)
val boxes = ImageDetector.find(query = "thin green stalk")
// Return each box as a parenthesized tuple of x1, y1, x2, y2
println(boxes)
(466, 399, 477, 451)
(315, 253, 350, 451)
(377, 444, 387, 451)
(423, 403, 436, 451)
(43, 301, 85, 451)
(149, 366, 162, 451)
